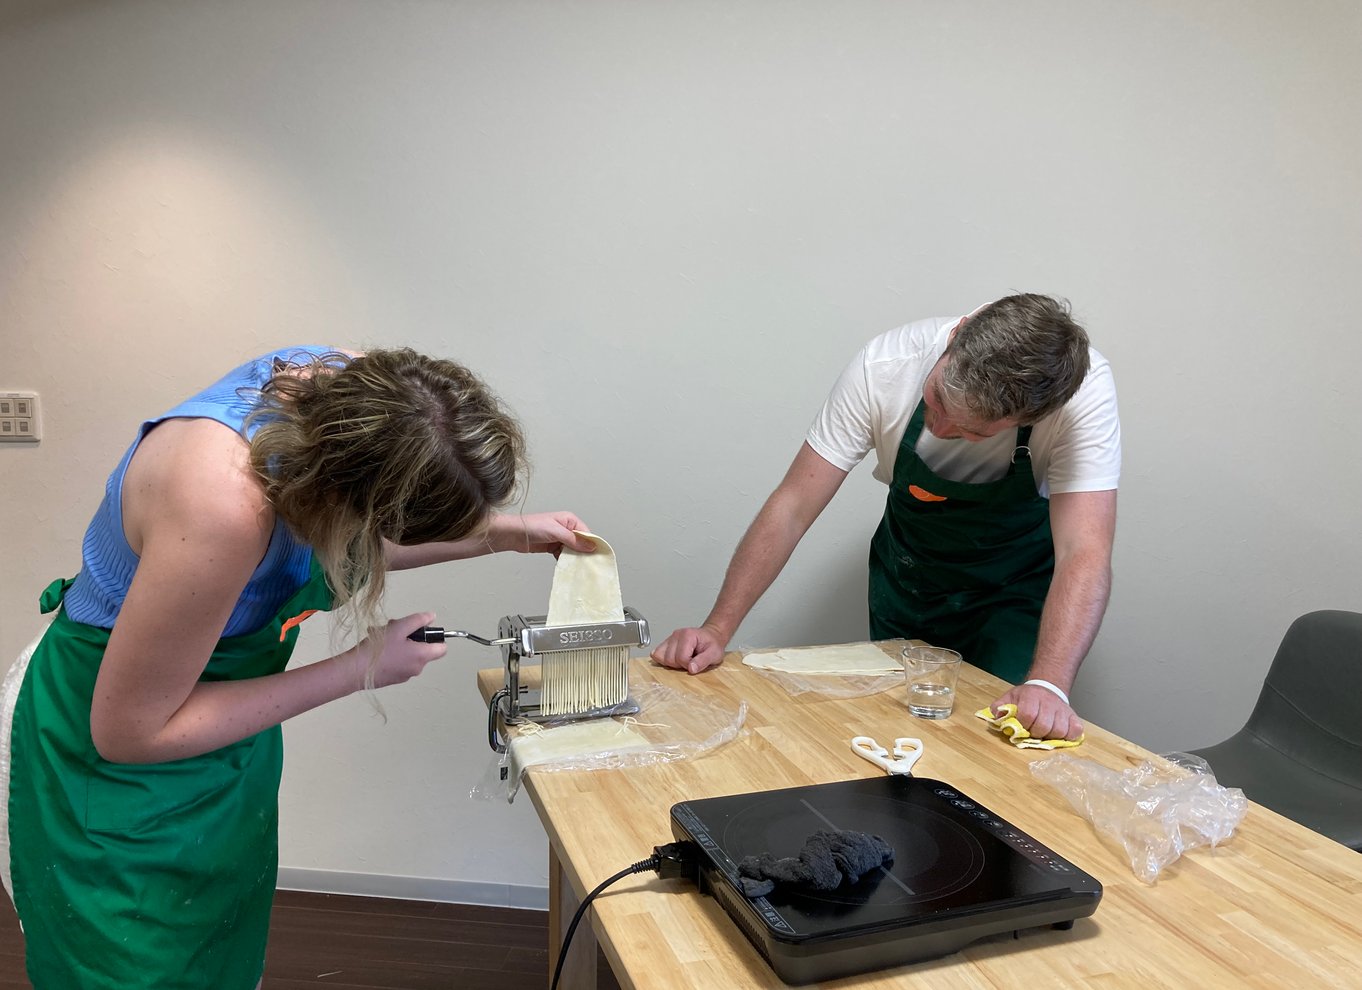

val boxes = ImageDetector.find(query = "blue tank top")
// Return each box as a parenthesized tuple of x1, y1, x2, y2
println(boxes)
(63, 346, 334, 636)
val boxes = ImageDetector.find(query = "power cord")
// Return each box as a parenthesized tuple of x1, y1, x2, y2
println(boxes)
(549, 840, 700, 990)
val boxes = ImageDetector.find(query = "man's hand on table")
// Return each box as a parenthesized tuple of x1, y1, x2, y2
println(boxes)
(991, 683, 1084, 741)
(651, 624, 727, 674)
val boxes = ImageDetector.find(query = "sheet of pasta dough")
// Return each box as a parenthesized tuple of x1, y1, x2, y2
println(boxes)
(507, 719, 652, 782)
(742, 642, 901, 674)
(547, 532, 625, 624)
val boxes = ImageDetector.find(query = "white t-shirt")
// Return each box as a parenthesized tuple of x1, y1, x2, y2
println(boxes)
(806, 315, 1121, 497)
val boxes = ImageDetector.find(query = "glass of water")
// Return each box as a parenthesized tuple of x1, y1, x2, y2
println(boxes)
(901, 645, 964, 719)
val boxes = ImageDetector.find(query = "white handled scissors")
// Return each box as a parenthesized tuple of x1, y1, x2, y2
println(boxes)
(851, 736, 924, 776)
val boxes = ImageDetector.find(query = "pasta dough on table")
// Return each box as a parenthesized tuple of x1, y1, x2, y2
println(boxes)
(742, 643, 902, 675)
(506, 718, 652, 785)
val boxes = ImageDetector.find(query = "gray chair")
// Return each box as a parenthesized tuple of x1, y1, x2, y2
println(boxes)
(1188, 609, 1362, 851)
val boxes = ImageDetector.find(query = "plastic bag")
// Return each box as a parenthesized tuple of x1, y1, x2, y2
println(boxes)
(740, 641, 908, 700)
(472, 678, 747, 802)
(1029, 751, 1248, 884)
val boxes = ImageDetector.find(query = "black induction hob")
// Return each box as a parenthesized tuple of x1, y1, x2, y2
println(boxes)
(670, 774, 1101, 985)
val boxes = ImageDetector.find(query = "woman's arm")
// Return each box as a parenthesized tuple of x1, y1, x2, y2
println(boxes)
(90, 419, 443, 764)
(384, 510, 597, 570)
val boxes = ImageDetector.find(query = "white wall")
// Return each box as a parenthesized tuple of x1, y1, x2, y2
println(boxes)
(2, 0, 1359, 903)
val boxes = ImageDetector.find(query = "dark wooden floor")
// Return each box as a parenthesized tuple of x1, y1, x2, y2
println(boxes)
(0, 889, 623, 989)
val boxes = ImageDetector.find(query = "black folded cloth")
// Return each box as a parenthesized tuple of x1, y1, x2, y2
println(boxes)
(736, 828, 895, 898)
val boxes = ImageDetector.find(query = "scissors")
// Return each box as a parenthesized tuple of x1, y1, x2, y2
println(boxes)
(851, 736, 924, 776)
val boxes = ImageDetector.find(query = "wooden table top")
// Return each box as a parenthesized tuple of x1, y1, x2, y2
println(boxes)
(477, 644, 1362, 988)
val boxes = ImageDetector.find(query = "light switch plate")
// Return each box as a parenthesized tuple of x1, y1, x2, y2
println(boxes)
(0, 390, 41, 443)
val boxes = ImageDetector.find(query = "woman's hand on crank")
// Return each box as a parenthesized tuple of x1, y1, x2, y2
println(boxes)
(352, 612, 447, 689)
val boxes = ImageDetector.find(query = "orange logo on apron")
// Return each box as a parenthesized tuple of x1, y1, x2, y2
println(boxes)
(907, 484, 948, 502)
(279, 609, 319, 641)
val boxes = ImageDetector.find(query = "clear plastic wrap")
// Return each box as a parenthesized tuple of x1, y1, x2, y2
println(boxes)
(739, 640, 908, 700)
(473, 678, 748, 802)
(1029, 751, 1248, 884)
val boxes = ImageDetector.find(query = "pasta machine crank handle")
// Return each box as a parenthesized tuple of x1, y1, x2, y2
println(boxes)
(408, 626, 514, 647)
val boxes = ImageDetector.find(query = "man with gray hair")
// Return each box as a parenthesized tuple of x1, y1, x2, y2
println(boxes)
(653, 294, 1120, 741)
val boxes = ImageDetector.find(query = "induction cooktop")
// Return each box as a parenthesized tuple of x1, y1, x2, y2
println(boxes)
(670, 774, 1101, 985)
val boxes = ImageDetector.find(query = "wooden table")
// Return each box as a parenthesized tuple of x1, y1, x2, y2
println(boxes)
(477, 645, 1362, 988)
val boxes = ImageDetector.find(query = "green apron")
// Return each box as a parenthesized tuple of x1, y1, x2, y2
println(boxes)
(868, 399, 1053, 683)
(7, 562, 333, 989)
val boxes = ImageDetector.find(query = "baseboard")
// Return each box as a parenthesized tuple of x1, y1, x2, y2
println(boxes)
(276, 867, 549, 911)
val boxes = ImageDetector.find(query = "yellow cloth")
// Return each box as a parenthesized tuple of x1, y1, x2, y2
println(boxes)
(974, 703, 1084, 749)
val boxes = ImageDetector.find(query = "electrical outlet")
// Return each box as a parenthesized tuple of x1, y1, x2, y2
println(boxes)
(0, 390, 41, 443)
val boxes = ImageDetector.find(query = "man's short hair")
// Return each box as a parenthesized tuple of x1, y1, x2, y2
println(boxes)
(941, 293, 1091, 423)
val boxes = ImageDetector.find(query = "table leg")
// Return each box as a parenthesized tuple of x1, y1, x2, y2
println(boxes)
(548, 843, 597, 990)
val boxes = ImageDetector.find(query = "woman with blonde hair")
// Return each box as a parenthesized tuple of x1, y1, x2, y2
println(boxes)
(1, 346, 592, 988)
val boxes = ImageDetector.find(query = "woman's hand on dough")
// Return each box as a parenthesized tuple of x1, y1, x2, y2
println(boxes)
(490, 512, 597, 556)
(651, 624, 727, 675)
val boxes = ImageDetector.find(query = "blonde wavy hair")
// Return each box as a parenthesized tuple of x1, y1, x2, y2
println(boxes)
(247, 348, 526, 671)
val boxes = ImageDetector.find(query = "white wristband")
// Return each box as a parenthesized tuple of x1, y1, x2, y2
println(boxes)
(1023, 679, 1069, 705)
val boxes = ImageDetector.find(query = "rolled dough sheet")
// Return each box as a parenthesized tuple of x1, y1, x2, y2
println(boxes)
(507, 718, 652, 781)
(547, 532, 625, 624)
(742, 642, 901, 675)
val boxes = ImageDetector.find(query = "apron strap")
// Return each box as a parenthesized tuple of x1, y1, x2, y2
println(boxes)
(39, 577, 76, 615)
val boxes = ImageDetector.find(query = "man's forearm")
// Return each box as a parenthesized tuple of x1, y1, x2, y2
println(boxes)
(652, 443, 849, 670)
(1026, 550, 1111, 692)
(702, 497, 809, 641)
(700, 443, 850, 643)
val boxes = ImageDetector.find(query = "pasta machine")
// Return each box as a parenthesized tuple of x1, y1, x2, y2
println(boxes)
(411, 607, 651, 753)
